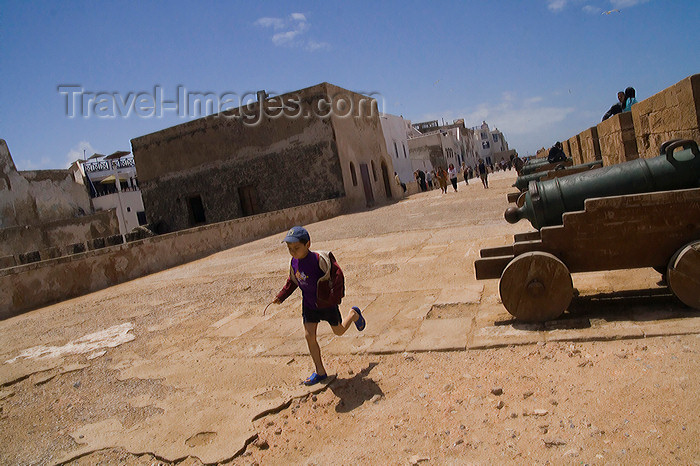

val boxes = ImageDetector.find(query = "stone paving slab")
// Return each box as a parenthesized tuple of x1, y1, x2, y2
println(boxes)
(406, 318, 472, 352)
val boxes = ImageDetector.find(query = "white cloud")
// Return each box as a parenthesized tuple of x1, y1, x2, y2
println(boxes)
(420, 92, 576, 155)
(610, 0, 650, 7)
(253, 17, 285, 29)
(66, 141, 97, 167)
(549, 0, 649, 13)
(547, 0, 568, 12)
(254, 12, 329, 51)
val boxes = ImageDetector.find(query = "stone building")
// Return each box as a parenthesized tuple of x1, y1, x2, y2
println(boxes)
(408, 119, 478, 173)
(0, 139, 119, 259)
(131, 82, 399, 233)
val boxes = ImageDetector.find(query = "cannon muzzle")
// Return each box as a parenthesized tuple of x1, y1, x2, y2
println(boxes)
(506, 139, 700, 229)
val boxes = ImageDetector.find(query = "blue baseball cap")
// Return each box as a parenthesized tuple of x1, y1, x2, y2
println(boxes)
(282, 226, 310, 243)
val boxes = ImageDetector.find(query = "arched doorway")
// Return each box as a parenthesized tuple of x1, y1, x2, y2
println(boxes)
(381, 160, 392, 199)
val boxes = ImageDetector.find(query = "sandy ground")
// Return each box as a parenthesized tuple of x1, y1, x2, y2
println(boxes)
(0, 169, 698, 465)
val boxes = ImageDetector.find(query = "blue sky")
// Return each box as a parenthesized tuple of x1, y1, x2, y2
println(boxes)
(1, 0, 698, 170)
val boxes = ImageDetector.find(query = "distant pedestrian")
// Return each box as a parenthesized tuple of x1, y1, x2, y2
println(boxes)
(447, 163, 458, 192)
(478, 159, 489, 189)
(426, 170, 433, 189)
(394, 171, 406, 194)
(437, 167, 448, 194)
(462, 163, 469, 185)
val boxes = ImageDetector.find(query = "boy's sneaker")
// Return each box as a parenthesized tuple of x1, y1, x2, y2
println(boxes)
(352, 306, 366, 331)
(302, 372, 327, 386)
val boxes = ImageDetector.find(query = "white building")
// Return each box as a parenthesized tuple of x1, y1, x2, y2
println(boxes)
(472, 121, 510, 165)
(379, 114, 414, 184)
(75, 152, 147, 235)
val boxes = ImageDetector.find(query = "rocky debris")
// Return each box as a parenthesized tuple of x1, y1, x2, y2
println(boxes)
(252, 437, 269, 450)
(522, 390, 533, 399)
(403, 352, 415, 361)
(409, 455, 430, 465)
(491, 387, 503, 396)
(543, 438, 567, 447)
(495, 400, 504, 410)
(371, 394, 382, 404)
(523, 409, 548, 416)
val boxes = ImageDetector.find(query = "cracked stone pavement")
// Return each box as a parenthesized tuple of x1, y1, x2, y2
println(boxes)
(1, 170, 698, 464)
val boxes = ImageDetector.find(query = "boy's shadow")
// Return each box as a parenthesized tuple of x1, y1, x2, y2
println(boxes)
(330, 362, 383, 413)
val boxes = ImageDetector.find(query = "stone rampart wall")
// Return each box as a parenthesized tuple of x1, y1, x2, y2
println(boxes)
(0, 198, 343, 320)
(0, 209, 119, 258)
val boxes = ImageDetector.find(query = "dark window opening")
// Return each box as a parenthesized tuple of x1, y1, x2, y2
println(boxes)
(350, 162, 358, 186)
(238, 185, 260, 216)
(394, 142, 399, 158)
(403, 144, 407, 158)
(371, 160, 377, 181)
(187, 195, 206, 225)
(137, 211, 147, 225)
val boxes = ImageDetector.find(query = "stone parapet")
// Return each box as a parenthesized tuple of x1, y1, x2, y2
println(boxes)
(568, 135, 583, 165)
(597, 112, 638, 166)
(578, 126, 602, 163)
(632, 74, 700, 159)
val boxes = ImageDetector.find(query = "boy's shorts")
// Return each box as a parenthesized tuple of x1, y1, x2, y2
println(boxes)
(302, 305, 342, 326)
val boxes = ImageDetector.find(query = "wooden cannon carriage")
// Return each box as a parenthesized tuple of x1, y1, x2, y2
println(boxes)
(476, 140, 700, 322)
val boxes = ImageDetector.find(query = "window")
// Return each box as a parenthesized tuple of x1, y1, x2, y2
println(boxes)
(137, 211, 147, 225)
(187, 195, 206, 225)
(403, 144, 407, 158)
(238, 185, 260, 216)
(493, 134, 499, 142)
(481, 132, 487, 140)
(394, 142, 399, 158)
(371, 160, 377, 181)
(350, 162, 357, 186)
(482, 141, 490, 149)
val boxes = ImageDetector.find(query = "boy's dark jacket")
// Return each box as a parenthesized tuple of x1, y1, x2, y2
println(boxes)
(276, 251, 345, 307)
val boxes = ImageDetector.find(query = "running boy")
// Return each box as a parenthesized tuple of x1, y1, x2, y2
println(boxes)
(271, 226, 366, 386)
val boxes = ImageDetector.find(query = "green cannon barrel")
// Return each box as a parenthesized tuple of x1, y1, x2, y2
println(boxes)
(513, 160, 603, 192)
(520, 157, 572, 176)
(505, 139, 700, 229)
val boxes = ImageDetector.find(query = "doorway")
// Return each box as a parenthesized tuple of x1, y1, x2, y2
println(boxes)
(381, 160, 392, 199)
(359, 163, 374, 207)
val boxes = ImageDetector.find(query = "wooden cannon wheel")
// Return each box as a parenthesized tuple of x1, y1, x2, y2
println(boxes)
(667, 240, 700, 310)
(499, 252, 573, 322)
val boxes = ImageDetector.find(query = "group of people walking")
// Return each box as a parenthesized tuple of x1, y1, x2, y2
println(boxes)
(398, 159, 491, 194)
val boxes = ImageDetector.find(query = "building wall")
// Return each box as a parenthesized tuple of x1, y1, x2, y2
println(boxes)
(131, 83, 347, 232)
(326, 83, 400, 207)
(92, 190, 146, 234)
(379, 114, 413, 184)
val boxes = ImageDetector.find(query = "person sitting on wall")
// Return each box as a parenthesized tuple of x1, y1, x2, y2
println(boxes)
(547, 141, 567, 163)
(622, 86, 638, 112)
(602, 91, 626, 121)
